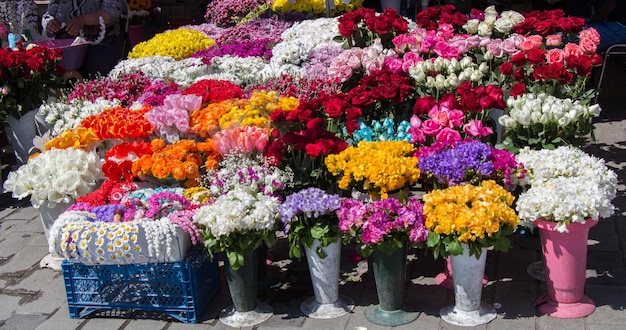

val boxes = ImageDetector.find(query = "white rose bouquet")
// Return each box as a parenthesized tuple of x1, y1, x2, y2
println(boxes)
(3, 148, 103, 208)
(515, 146, 617, 232)
(498, 92, 601, 151)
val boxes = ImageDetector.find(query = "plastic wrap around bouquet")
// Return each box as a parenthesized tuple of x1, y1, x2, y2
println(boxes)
(48, 211, 192, 265)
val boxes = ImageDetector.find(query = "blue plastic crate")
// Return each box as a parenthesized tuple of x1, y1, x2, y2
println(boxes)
(61, 246, 219, 323)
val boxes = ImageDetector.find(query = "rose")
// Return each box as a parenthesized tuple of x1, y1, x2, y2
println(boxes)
(579, 27, 600, 45)
(463, 120, 493, 137)
(546, 34, 563, 47)
(546, 48, 565, 64)
(526, 48, 546, 64)
(435, 127, 461, 143)
(422, 119, 443, 136)
(510, 82, 526, 97)
(338, 20, 357, 37)
(579, 37, 597, 54)
(564, 43, 584, 57)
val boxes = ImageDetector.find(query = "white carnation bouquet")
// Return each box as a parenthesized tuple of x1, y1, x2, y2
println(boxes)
(515, 146, 617, 232)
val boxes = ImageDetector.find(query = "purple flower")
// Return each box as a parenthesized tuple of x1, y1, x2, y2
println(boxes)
(419, 140, 495, 186)
(279, 187, 342, 232)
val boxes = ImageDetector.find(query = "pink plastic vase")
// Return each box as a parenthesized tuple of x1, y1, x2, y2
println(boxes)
(535, 218, 597, 318)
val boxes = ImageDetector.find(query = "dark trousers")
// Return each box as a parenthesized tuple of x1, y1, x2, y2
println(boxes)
(79, 33, 125, 79)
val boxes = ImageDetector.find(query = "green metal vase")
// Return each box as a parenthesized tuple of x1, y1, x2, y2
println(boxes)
(365, 245, 419, 326)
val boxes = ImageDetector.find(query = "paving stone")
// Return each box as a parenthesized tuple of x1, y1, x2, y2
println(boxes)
(34, 305, 84, 330)
(6, 265, 59, 291)
(80, 317, 127, 330)
(536, 315, 585, 330)
(15, 275, 67, 315)
(493, 280, 538, 319)
(118, 319, 168, 330)
(3, 207, 39, 221)
(584, 285, 626, 326)
(0, 220, 28, 236)
(298, 314, 350, 330)
(0, 230, 39, 257)
(167, 321, 213, 330)
(0, 241, 48, 273)
(585, 250, 626, 286)
(0, 294, 21, 321)
(588, 220, 620, 252)
(0, 313, 48, 330)
(496, 248, 540, 282)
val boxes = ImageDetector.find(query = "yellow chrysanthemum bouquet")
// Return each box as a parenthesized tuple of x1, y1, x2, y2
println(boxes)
(422, 180, 519, 259)
(324, 140, 420, 199)
(127, 28, 215, 60)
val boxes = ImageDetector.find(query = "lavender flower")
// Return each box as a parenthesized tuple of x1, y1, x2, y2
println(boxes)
(419, 140, 495, 187)
(279, 187, 342, 232)
(92, 204, 126, 222)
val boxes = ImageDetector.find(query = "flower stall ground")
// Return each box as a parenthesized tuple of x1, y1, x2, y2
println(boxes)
(0, 101, 624, 330)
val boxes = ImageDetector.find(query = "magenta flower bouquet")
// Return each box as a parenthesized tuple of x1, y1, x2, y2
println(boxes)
(337, 196, 428, 257)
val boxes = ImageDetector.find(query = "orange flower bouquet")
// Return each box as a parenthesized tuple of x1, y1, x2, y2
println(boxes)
(131, 138, 221, 187)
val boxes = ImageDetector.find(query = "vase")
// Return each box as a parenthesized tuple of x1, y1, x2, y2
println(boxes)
(535, 219, 597, 318)
(364, 245, 418, 326)
(436, 256, 489, 290)
(38, 202, 73, 271)
(380, 0, 402, 12)
(219, 249, 273, 327)
(300, 238, 355, 319)
(440, 244, 497, 326)
(127, 24, 146, 49)
(4, 110, 39, 166)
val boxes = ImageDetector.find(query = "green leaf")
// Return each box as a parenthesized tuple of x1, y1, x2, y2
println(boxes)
(310, 226, 328, 239)
(446, 240, 463, 256)
(426, 232, 440, 247)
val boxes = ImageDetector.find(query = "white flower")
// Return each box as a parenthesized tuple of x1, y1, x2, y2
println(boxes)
(3, 149, 103, 208)
(515, 146, 618, 231)
(463, 19, 480, 34)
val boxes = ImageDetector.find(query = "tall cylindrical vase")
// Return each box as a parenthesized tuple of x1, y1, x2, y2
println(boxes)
(436, 256, 489, 290)
(364, 245, 419, 326)
(535, 219, 597, 318)
(440, 244, 496, 326)
(301, 238, 354, 319)
(219, 249, 273, 327)
(5, 110, 38, 166)
(39, 202, 73, 271)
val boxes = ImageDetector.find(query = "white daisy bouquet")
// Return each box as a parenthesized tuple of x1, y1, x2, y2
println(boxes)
(515, 146, 617, 232)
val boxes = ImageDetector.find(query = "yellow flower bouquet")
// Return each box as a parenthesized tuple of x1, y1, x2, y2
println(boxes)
(127, 28, 215, 60)
(324, 140, 420, 199)
(423, 180, 519, 259)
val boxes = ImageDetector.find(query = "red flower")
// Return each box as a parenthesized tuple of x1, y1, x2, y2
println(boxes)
(510, 82, 527, 97)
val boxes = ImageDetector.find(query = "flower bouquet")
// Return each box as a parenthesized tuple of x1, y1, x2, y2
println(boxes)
(0, 43, 64, 122)
(498, 92, 602, 151)
(417, 139, 525, 190)
(194, 152, 293, 269)
(423, 180, 519, 259)
(513, 147, 617, 318)
(324, 140, 420, 200)
(3, 148, 103, 208)
(514, 146, 617, 232)
(279, 187, 343, 259)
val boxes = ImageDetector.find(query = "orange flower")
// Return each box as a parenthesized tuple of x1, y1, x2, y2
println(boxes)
(151, 160, 170, 179)
(81, 105, 154, 140)
(183, 161, 199, 179)
(170, 161, 187, 181)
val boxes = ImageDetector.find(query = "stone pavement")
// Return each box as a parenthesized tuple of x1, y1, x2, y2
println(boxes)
(1, 64, 625, 330)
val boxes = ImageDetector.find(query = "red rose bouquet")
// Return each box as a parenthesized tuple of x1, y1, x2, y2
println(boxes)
(0, 43, 65, 123)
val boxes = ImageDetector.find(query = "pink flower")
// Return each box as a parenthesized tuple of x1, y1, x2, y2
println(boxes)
(579, 37, 597, 54)
(564, 43, 584, 57)
(213, 125, 269, 156)
(430, 110, 450, 127)
(422, 119, 443, 136)
(545, 34, 563, 47)
(501, 38, 519, 55)
(448, 110, 465, 127)
(146, 94, 202, 142)
(402, 52, 422, 73)
(463, 120, 493, 137)
(519, 35, 542, 52)
(579, 27, 600, 45)
(545, 48, 565, 64)
(486, 40, 504, 58)
(383, 56, 404, 74)
(435, 127, 461, 143)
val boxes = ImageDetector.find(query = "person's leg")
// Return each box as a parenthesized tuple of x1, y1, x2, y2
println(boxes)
(79, 33, 125, 79)
(588, 21, 626, 52)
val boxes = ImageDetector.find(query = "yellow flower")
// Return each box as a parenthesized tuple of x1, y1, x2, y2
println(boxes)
(127, 28, 216, 60)
(423, 180, 519, 243)
(325, 140, 420, 198)
(272, 0, 364, 15)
